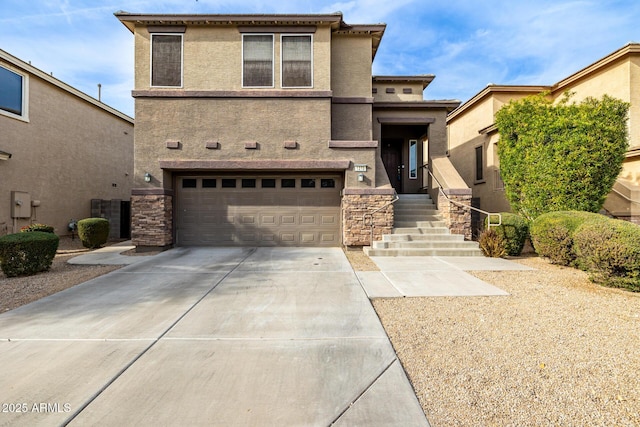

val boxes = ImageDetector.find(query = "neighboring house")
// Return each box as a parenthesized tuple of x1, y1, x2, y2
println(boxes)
(447, 43, 640, 233)
(0, 49, 134, 237)
(115, 12, 458, 249)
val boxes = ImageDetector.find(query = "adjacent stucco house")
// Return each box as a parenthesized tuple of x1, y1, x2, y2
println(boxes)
(447, 43, 640, 232)
(0, 49, 134, 237)
(115, 12, 458, 249)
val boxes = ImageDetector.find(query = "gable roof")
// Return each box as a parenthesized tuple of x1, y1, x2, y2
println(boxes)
(0, 49, 133, 124)
(115, 11, 386, 59)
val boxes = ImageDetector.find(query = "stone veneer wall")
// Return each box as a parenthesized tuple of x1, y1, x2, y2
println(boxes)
(131, 189, 173, 249)
(437, 190, 472, 240)
(342, 191, 395, 246)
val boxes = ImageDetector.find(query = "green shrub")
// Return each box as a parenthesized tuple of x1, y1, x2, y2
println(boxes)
(479, 228, 507, 258)
(530, 211, 605, 266)
(20, 223, 55, 233)
(487, 212, 529, 256)
(77, 218, 110, 249)
(0, 231, 59, 277)
(574, 219, 640, 292)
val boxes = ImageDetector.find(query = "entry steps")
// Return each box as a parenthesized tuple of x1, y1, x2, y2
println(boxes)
(364, 194, 483, 257)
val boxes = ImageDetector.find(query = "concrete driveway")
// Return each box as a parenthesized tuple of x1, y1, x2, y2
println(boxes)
(0, 247, 428, 426)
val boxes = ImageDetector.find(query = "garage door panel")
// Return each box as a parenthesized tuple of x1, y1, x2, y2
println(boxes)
(176, 175, 341, 246)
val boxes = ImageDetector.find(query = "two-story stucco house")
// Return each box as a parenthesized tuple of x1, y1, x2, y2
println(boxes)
(447, 43, 640, 233)
(0, 49, 134, 237)
(116, 12, 458, 249)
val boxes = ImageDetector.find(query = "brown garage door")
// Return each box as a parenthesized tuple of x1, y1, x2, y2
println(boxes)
(175, 174, 342, 246)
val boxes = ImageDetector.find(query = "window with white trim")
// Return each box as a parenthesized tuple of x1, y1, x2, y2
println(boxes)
(243, 34, 274, 87)
(151, 34, 183, 87)
(0, 64, 28, 120)
(281, 34, 312, 88)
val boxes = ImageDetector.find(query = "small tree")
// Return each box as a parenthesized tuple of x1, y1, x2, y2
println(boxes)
(495, 92, 629, 220)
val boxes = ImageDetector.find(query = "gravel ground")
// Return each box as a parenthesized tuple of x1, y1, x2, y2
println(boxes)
(372, 256, 640, 427)
(2, 244, 638, 425)
(0, 237, 121, 313)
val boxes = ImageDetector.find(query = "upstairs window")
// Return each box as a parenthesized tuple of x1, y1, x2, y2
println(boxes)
(0, 64, 27, 120)
(281, 35, 312, 87)
(243, 34, 274, 87)
(151, 34, 183, 87)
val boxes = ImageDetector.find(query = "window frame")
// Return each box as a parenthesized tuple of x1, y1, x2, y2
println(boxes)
(408, 139, 418, 180)
(242, 33, 275, 88)
(150, 33, 184, 88)
(0, 64, 29, 122)
(474, 145, 485, 183)
(280, 34, 313, 88)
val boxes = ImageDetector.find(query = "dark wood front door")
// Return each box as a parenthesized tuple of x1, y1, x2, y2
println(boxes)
(382, 139, 403, 192)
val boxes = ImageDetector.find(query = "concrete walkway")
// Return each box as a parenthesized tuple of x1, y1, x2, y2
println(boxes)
(358, 256, 532, 298)
(0, 247, 428, 426)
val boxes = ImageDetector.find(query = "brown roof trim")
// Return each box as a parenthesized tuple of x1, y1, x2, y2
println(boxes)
(374, 100, 461, 111)
(332, 97, 374, 104)
(328, 140, 378, 148)
(373, 75, 435, 89)
(159, 159, 351, 171)
(115, 11, 345, 33)
(447, 85, 551, 123)
(376, 116, 436, 125)
(132, 89, 332, 99)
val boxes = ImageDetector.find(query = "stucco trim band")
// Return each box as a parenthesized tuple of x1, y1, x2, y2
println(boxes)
(132, 188, 174, 196)
(332, 97, 374, 104)
(376, 116, 436, 124)
(132, 90, 332, 98)
(328, 140, 378, 148)
(343, 188, 396, 195)
(158, 159, 351, 170)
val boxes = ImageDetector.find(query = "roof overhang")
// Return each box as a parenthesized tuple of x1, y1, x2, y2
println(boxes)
(373, 75, 435, 89)
(374, 100, 461, 112)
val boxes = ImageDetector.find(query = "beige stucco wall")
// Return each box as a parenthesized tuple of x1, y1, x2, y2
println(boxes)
(373, 82, 424, 102)
(331, 34, 372, 97)
(331, 103, 372, 141)
(134, 24, 332, 91)
(0, 64, 134, 235)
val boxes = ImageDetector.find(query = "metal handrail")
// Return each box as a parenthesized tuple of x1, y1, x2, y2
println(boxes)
(363, 189, 399, 244)
(425, 165, 502, 230)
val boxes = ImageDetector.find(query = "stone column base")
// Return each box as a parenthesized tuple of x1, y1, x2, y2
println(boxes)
(342, 190, 395, 246)
(438, 190, 472, 240)
(131, 188, 174, 249)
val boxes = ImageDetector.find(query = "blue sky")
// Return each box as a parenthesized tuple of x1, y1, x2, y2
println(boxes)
(1, 0, 639, 118)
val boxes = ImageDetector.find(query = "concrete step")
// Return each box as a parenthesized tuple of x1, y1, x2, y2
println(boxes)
(372, 240, 480, 249)
(394, 220, 447, 228)
(382, 233, 465, 242)
(392, 227, 451, 235)
(394, 214, 442, 222)
(364, 247, 484, 257)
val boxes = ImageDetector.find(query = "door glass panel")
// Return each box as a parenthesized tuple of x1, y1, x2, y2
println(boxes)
(222, 179, 236, 188)
(409, 139, 417, 179)
(281, 178, 295, 188)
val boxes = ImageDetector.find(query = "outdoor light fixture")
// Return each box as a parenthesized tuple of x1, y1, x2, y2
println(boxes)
(0, 150, 12, 161)
(144, 172, 152, 183)
(358, 173, 364, 182)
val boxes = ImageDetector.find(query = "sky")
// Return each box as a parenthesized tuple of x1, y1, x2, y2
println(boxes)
(1, 0, 639, 118)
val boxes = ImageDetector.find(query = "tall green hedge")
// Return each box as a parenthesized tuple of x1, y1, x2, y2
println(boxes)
(0, 232, 59, 277)
(78, 218, 110, 249)
(496, 93, 629, 220)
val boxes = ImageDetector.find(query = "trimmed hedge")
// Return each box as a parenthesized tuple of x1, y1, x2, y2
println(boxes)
(78, 218, 110, 249)
(20, 223, 55, 233)
(530, 211, 605, 266)
(487, 212, 529, 256)
(0, 231, 59, 277)
(574, 218, 640, 291)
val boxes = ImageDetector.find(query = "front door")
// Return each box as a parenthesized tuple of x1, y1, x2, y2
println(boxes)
(382, 138, 403, 192)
